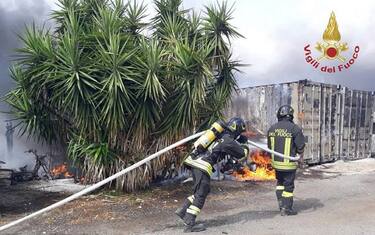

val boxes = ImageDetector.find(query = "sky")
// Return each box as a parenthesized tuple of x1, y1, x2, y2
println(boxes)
(0, 0, 374, 97)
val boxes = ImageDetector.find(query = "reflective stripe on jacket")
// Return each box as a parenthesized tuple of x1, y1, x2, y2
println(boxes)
(268, 119, 305, 171)
(184, 155, 213, 176)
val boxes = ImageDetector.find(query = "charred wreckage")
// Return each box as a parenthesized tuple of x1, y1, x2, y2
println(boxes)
(0, 150, 74, 186)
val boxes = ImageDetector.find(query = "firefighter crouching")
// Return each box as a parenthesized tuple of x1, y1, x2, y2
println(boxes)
(175, 117, 249, 232)
(267, 105, 305, 216)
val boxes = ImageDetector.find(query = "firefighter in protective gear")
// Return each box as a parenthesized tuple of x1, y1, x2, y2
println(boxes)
(176, 117, 249, 232)
(267, 105, 305, 216)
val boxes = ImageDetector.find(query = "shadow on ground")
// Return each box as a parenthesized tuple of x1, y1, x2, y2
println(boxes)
(157, 197, 324, 232)
(298, 166, 342, 181)
(294, 197, 324, 213)
(159, 210, 279, 232)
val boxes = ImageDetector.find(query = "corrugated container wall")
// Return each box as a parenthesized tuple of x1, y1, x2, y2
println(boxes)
(226, 80, 375, 164)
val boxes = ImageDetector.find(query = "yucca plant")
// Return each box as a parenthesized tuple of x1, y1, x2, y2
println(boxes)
(5, 0, 243, 191)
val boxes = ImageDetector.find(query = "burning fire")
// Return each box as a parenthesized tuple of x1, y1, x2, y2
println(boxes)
(233, 150, 275, 181)
(50, 163, 74, 178)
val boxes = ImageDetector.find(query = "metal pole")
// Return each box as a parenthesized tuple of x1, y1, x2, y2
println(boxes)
(0, 131, 205, 232)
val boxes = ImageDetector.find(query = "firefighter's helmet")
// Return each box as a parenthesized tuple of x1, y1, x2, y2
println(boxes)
(227, 117, 246, 137)
(277, 105, 294, 120)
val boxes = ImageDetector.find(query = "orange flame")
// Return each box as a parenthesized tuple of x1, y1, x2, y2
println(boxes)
(51, 163, 74, 178)
(233, 150, 275, 181)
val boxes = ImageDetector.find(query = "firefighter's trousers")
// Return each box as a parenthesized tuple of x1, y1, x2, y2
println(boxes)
(184, 168, 211, 218)
(275, 170, 296, 210)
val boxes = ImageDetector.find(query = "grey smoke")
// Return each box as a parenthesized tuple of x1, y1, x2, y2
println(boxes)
(0, 0, 52, 105)
(0, 0, 53, 170)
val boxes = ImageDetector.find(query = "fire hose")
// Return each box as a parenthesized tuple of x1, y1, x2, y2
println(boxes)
(0, 132, 295, 232)
(247, 140, 300, 161)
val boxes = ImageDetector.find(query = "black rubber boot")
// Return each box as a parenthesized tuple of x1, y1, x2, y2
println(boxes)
(183, 213, 206, 233)
(281, 196, 297, 216)
(281, 208, 298, 216)
(175, 199, 192, 221)
(278, 199, 283, 211)
(276, 189, 283, 211)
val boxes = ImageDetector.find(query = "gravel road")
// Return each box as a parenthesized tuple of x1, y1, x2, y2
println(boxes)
(2, 159, 375, 235)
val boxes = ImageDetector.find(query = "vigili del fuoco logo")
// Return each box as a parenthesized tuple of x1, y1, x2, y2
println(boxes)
(304, 12, 360, 73)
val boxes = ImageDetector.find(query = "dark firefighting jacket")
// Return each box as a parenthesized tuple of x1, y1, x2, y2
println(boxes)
(184, 133, 248, 176)
(267, 118, 305, 171)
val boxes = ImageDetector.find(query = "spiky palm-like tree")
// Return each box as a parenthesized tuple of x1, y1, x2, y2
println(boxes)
(5, 0, 243, 191)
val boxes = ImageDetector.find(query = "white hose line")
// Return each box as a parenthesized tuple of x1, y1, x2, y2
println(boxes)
(247, 140, 300, 161)
(0, 131, 205, 232)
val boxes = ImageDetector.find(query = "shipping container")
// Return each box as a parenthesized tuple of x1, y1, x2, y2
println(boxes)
(226, 80, 375, 164)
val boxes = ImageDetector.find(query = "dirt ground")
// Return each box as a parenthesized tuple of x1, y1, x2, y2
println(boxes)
(1, 158, 375, 235)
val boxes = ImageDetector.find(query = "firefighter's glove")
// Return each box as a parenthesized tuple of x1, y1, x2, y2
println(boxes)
(298, 157, 304, 169)
(229, 157, 245, 173)
(221, 158, 243, 175)
(297, 153, 305, 169)
(235, 144, 249, 165)
(241, 144, 250, 159)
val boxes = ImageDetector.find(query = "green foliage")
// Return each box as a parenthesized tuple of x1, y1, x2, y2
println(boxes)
(5, 0, 243, 191)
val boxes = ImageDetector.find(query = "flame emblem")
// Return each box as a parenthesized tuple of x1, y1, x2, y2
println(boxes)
(316, 12, 348, 62)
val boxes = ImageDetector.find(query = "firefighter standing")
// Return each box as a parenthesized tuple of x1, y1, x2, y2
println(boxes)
(175, 117, 249, 232)
(267, 105, 305, 216)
